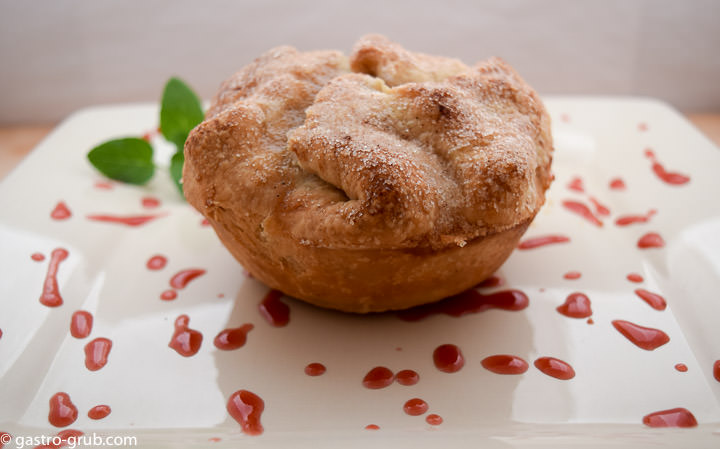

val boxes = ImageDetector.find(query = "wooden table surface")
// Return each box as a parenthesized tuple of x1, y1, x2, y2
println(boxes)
(0, 114, 719, 181)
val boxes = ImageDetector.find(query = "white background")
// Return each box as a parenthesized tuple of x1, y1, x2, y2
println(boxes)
(1, 0, 719, 124)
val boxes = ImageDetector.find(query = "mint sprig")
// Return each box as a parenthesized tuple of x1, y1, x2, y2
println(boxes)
(86, 77, 204, 197)
(169, 151, 185, 193)
(160, 77, 204, 194)
(87, 138, 155, 184)
(160, 77, 205, 150)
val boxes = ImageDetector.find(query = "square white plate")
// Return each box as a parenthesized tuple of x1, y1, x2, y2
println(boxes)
(1, 97, 719, 448)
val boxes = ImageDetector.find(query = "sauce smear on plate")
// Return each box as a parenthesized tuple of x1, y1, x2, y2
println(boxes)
(168, 315, 203, 357)
(642, 407, 697, 427)
(363, 366, 394, 389)
(39, 248, 69, 307)
(84, 337, 112, 371)
(227, 390, 264, 436)
(48, 393, 78, 428)
(481, 355, 529, 375)
(556, 292, 592, 318)
(612, 320, 669, 350)
(398, 289, 529, 321)
(534, 357, 575, 380)
(70, 311, 93, 339)
(433, 344, 465, 373)
(258, 289, 290, 327)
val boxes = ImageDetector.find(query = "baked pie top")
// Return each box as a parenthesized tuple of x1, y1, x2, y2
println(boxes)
(184, 34, 553, 251)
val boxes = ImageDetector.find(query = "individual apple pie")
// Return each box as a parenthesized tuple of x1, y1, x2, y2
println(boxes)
(183, 35, 553, 313)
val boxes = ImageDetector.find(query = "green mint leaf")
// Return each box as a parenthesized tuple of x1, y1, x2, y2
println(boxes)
(87, 138, 155, 184)
(170, 150, 184, 194)
(160, 77, 204, 150)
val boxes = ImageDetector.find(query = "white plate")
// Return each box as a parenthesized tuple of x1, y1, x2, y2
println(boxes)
(0, 97, 719, 448)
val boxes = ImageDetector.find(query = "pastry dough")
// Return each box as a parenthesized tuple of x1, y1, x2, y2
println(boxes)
(183, 35, 553, 312)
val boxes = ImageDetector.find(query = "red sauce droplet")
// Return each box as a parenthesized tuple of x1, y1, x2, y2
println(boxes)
(403, 398, 429, 416)
(517, 234, 570, 250)
(637, 232, 665, 249)
(481, 354, 529, 375)
(141, 196, 161, 208)
(201, 218, 211, 226)
(365, 424, 380, 430)
(588, 196, 610, 216)
(169, 268, 206, 289)
(304, 362, 327, 376)
(567, 176, 584, 192)
(612, 320, 670, 350)
(638, 122, 648, 132)
(39, 248, 69, 307)
(433, 344, 465, 373)
(0, 329, 3, 340)
(644, 150, 690, 185)
(208, 437, 221, 443)
(587, 318, 595, 325)
(674, 363, 688, 372)
(48, 393, 78, 427)
(146, 255, 167, 270)
(713, 360, 720, 382)
(214, 324, 254, 350)
(615, 209, 657, 226)
(86, 214, 165, 226)
(534, 357, 575, 380)
(642, 408, 697, 428)
(563, 271, 581, 280)
(426, 414, 443, 425)
(634, 288, 667, 311)
(627, 273, 644, 283)
(31, 252, 45, 262)
(226, 390, 264, 436)
(87, 405, 111, 420)
(70, 311, 93, 339)
(557, 292, 592, 319)
(609, 177, 626, 190)
(396, 369, 419, 386)
(94, 181, 113, 190)
(397, 289, 529, 321)
(168, 315, 203, 357)
(160, 290, 177, 301)
(84, 337, 112, 371)
(476, 275, 503, 288)
(363, 366, 394, 389)
(258, 289, 290, 327)
(562, 200, 603, 226)
(50, 201, 72, 220)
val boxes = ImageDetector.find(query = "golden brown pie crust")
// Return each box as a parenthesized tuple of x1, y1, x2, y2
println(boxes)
(183, 35, 553, 313)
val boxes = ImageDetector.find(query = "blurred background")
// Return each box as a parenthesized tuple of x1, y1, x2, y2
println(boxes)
(1, 0, 719, 125)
